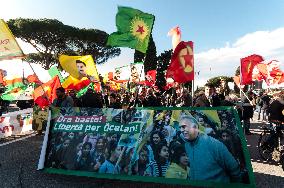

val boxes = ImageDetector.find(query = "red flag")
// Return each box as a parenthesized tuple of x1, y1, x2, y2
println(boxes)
(240, 54, 264, 85)
(145, 70, 156, 86)
(252, 63, 268, 82)
(27, 74, 42, 85)
(108, 72, 114, 80)
(166, 41, 194, 83)
(33, 76, 61, 107)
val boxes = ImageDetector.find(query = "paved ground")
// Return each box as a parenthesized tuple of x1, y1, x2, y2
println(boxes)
(0, 120, 283, 188)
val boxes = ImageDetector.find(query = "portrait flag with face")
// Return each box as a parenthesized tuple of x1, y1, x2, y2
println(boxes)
(59, 55, 99, 81)
(166, 41, 194, 83)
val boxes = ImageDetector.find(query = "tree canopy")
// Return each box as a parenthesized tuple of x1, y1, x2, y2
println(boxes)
(156, 49, 172, 91)
(206, 76, 233, 88)
(8, 18, 120, 70)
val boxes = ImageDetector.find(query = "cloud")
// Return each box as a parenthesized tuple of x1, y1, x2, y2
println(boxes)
(195, 27, 284, 87)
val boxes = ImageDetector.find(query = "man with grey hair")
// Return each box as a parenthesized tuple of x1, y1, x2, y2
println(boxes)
(178, 115, 241, 182)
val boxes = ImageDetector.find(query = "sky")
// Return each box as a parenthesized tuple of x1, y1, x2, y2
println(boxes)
(1, 0, 284, 87)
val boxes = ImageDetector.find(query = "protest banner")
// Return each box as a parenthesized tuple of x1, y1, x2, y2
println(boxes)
(38, 107, 255, 188)
(0, 108, 33, 138)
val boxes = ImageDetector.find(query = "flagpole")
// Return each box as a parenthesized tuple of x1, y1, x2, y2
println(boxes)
(191, 80, 194, 105)
(239, 58, 243, 99)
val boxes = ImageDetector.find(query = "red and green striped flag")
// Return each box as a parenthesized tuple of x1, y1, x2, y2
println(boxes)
(0, 78, 33, 101)
(107, 6, 155, 53)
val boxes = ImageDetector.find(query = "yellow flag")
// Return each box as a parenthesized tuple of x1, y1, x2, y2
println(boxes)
(0, 19, 25, 60)
(59, 55, 99, 81)
(200, 110, 221, 128)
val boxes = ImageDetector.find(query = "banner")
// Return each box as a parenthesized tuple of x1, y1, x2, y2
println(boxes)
(0, 108, 33, 138)
(0, 19, 25, 60)
(32, 106, 48, 132)
(114, 62, 145, 83)
(39, 107, 255, 188)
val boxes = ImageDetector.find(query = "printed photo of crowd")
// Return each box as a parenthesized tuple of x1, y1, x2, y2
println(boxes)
(44, 107, 250, 184)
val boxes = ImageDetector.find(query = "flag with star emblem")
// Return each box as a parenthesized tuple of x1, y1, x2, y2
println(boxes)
(33, 76, 61, 107)
(107, 6, 155, 53)
(166, 41, 194, 83)
(240, 54, 264, 85)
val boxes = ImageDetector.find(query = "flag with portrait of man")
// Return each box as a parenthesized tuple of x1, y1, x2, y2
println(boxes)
(59, 55, 99, 81)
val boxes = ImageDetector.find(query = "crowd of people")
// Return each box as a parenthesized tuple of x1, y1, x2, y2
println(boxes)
(2, 81, 283, 183)
(44, 83, 284, 183)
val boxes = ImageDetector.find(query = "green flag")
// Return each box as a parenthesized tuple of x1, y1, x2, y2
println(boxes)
(48, 66, 64, 83)
(107, 6, 155, 53)
(76, 82, 94, 98)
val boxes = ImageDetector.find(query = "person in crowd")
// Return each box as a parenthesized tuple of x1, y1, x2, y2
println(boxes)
(177, 115, 241, 182)
(83, 132, 98, 151)
(204, 84, 221, 107)
(92, 136, 107, 172)
(260, 92, 271, 122)
(144, 142, 170, 177)
(241, 91, 254, 135)
(108, 93, 121, 109)
(143, 88, 161, 107)
(267, 92, 284, 124)
(52, 87, 74, 107)
(68, 89, 81, 107)
(133, 146, 149, 176)
(218, 129, 235, 156)
(75, 142, 93, 171)
(52, 138, 71, 169)
(165, 144, 189, 179)
(99, 140, 122, 174)
(256, 92, 263, 121)
(194, 91, 210, 107)
(103, 90, 109, 107)
(177, 88, 192, 107)
(145, 142, 170, 177)
(147, 130, 167, 161)
(80, 88, 103, 108)
(220, 95, 235, 106)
